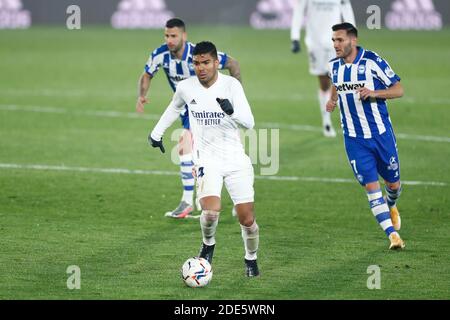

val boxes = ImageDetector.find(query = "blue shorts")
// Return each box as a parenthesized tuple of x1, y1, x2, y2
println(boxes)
(180, 105, 190, 129)
(344, 130, 400, 186)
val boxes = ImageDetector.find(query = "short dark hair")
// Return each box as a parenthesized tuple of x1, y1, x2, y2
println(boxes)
(165, 18, 185, 31)
(192, 41, 218, 60)
(332, 22, 358, 37)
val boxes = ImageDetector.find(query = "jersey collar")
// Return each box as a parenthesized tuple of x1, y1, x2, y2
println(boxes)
(353, 46, 365, 64)
(340, 46, 365, 65)
(181, 42, 190, 61)
(169, 42, 190, 61)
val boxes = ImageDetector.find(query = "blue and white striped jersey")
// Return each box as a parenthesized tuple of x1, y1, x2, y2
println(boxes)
(145, 41, 228, 92)
(328, 47, 401, 139)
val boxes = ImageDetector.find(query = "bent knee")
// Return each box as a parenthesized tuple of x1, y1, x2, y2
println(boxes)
(200, 197, 221, 212)
(386, 180, 401, 190)
(238, 214, 255, 227)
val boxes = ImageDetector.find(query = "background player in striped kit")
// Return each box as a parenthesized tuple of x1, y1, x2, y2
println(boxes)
(136, 18, 241, 218)
(290, 0, 355, 138)
(326, 23, 405, 250)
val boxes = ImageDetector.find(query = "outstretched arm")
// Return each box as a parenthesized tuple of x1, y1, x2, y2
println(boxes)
(224, 56, 241, 83)
(150, 89, 186, 143)
(136, 72, 152, 113)
(326, 85, 338, 112)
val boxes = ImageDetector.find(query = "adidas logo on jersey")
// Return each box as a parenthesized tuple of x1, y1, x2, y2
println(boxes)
(190, 99, 197, 105)
(385, 0, 442, 30)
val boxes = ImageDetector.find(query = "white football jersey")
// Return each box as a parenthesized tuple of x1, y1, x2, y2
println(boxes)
(290, 0, 355, 48)
(151, 72, 254, 166)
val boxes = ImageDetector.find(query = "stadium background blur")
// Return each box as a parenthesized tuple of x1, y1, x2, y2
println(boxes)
(0, 0, 449, 299)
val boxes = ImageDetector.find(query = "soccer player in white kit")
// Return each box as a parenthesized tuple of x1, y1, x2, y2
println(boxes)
(136, 18, 241, 219)
(290, 0, 355, 137)
(149, 41, 260, 277)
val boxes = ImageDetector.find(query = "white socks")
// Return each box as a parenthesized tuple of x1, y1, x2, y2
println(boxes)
(200, 210, 220, 246)
(318, 89, 332, 127)
(240, 221, 259, 260)
(200, 210, 259, 261)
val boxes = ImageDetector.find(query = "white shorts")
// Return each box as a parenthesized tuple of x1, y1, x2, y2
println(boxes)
(307, 46, 335, 76)
(195, 156, 254, 205)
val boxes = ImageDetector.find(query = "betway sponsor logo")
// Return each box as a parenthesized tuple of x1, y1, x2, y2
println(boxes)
(335, 83, 365, 92)
(169, 75, 189, 82)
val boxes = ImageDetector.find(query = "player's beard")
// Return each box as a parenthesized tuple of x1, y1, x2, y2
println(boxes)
(340, 42, 353, 59)
(336, 42, 352, 60)
(169, 41, 184, 56)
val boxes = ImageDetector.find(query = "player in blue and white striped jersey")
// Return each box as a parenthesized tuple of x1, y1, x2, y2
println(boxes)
(136, 18, 241, 219)
(326, 23, 405, 250)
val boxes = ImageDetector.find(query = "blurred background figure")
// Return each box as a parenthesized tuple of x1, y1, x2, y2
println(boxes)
(290, 0, 355, 138)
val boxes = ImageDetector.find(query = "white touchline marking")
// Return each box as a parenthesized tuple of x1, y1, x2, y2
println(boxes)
(393, 133, 450, 143)
(0, 163, 177, 176)
(0, 163, 447, 187)
(0, 88, 134, 98)
(0, 104, 160, 120)
(260, 122, 321, 132)
(1, 104, 449, 143)
(2, 89, 450, 105)
(260, 121, 450, 143)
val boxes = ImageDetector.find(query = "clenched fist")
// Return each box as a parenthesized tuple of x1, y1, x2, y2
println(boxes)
(326, 98, 338, 112)
(136, 96, 148, 113)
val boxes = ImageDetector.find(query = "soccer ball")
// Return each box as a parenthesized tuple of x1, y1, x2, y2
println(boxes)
(181, 257, 213, 288)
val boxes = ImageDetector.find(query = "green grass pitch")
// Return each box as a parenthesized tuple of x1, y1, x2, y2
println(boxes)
(0, 26, 449, 299)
